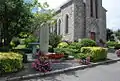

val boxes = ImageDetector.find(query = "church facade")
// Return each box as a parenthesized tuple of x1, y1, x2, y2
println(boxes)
(49, 0, 107, 42)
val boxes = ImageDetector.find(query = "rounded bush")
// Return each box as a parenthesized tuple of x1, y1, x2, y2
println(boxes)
(10, 37, 20, 48)
(106, 41, 118, 48)
(80, 38, 96, 47)
(0, 52, 23, 74)
(114, 43, 120, 50)
(57, 42, 68, 48)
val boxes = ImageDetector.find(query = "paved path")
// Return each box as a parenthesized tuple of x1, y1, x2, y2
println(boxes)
(107, 53, 118, 60)
(23, 61, 120, 81)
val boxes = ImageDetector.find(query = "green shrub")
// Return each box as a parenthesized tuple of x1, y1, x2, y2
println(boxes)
(57, 42, 68, 48)
(24, 35, 37, 48)
(81, 47, 108, 62)
(0, 52, 23, 74)
(49, 33, 62, 48)
(114, 43, 120, 50)
(54, 48, 78, 59)
(10, 37, 20, 48)
(10, 50, 28, 63)
(67, 42, 82, 53)
(106, 41, 118, 48)
(55, 42, 82, 58)
(80, 38, 96, 47)
(48, 45, 54, 52)
(77, 53, 90, 59)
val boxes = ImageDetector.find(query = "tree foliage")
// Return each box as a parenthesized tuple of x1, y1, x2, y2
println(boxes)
(114, 29, 120, 40)
(0, 0, 33, 46)
(0, 0, 55, 48)
(106, 28, 114, 41)
(30, 0, 55, 33)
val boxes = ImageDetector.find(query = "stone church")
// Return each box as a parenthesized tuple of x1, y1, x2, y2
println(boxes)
(49, 0, 107, 42)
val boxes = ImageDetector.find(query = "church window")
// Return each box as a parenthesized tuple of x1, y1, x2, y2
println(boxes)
(54, 20, 57, 34)
(95, 0, 98, 18)
(58, 19, 61, 35)
(65, 14, 69, 34)
(90, 0, 93, 17)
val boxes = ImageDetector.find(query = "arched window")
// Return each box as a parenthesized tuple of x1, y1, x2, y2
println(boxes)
(65, 15, 69, 34)
(54, 20, 57, 34)
(95, 0, 98, 18)
(90, 0, 93, 17)
(58, 19, 61, 35)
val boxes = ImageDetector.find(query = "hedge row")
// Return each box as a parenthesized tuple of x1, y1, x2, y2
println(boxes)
(81, 47, 108, 62)
(0, 52, 23, 74)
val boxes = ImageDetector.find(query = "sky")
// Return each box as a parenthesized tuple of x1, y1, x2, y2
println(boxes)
(38, 0, 120, 31)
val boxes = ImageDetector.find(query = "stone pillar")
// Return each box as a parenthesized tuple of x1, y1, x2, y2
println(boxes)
(92, 0, 96, 17)
(40, 24, 49, 53)
(73, 0, 85, 40)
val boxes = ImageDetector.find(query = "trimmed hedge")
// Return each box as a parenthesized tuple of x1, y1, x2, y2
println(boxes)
(81, 47, 108, 62)
(0, 52, 23, 74)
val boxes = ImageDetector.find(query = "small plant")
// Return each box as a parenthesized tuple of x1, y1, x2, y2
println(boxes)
(115, 49, 120, 57)
(78, 53, 91, 65)
(32, 51, 52, 72)
(79, 56, 90, 65)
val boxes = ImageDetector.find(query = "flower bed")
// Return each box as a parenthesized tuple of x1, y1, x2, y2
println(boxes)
(0, 52, 23, 74)
(32, 51, 52, 72)
(115, 49, 120, 57)
(47, 53, 64, 59)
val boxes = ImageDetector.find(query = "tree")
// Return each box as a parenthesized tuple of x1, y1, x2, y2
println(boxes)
(115, 29, 120, 40)
(0, 0, 33, 47)
(106, 28, 114, 41)
(30, 0, 55, 52)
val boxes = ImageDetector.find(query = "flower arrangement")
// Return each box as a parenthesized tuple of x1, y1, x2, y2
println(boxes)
(32, 51, 52, 72)
(115, 49, 120, 57)
(79, 56, 90, 65)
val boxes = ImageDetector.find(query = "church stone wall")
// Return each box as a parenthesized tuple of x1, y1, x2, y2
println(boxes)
(85, 0, 106, 42)
(53, 0, 106, 42)
(54, 2, 74, 41)
(99, 7, 107, 42)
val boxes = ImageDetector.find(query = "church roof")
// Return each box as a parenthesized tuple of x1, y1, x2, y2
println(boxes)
(55, 0, 72, 14)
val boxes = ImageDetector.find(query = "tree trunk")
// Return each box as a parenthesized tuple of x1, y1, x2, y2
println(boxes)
(0, 23, 3, 46)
